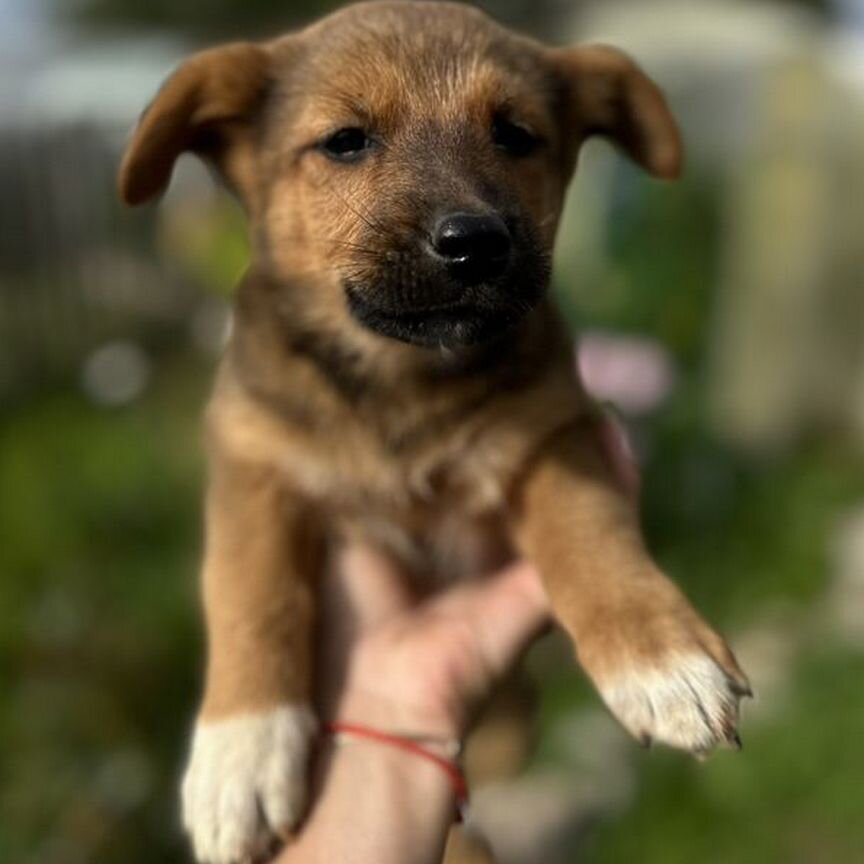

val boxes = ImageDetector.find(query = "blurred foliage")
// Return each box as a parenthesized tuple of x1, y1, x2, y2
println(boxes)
(0, 361, 207, 864)
(556, 165, 721, 364)
(69, 0, 340, 39)
(70, 0, 837, 43)
(556, 168, 864, 618)
(583, 649, 864, 864)
(68, 0, 835, 40)
(157, 185, 249, 297)
(66, 0, 579, 40)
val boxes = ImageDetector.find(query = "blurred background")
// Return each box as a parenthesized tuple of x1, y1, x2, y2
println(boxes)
(2, 0, 863, 862)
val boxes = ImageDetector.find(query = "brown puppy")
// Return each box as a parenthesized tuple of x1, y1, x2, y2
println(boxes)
(119, 3, 749, 862)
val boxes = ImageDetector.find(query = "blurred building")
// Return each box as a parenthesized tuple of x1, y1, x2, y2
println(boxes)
(0, 0, 214, 399)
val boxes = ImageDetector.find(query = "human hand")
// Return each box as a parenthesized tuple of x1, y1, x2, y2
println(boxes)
(317, 546, 549, 742)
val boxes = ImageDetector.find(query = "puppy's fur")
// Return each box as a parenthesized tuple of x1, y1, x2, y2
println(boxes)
(119, 3, 749, 862)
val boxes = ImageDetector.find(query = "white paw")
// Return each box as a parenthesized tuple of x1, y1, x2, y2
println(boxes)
(600, 653, 748, 753)
(181, 704, 317, 864)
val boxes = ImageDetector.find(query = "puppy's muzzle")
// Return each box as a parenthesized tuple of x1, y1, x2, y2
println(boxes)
(344, 206, 547, 349)
(431, 211, 512, 286)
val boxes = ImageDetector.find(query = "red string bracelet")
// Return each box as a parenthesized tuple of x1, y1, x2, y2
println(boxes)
(324, 721, 469, 822)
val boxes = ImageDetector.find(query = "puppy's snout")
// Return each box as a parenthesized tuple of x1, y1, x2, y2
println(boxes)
(432, 212, 512, 285)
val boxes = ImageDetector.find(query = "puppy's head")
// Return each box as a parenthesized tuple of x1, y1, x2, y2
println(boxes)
(120, 1, 681, 351)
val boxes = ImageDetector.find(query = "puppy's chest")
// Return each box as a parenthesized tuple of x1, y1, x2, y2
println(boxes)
(281, 410, 522, 579)
(343, 502, 516, 587)
(287, 412, 512, 515)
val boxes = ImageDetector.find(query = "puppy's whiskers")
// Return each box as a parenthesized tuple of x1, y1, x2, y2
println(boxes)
(321, 177, 398, 241)
(325, 238, 382, 257)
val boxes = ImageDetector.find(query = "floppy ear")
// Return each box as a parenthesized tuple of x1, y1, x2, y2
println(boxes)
(551, 45, 683, 180)
(118, 42, 272, 206)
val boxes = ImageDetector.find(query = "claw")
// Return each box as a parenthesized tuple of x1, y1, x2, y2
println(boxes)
(602, 652, 750, 756)
(730, 679, 754, 699)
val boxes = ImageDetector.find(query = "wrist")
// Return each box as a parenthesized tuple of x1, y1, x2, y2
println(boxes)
(325, 721, 468, 821)
(281, 725, 456, 864)
(335, 639, 472, 739)
(334, 681, 466, 742)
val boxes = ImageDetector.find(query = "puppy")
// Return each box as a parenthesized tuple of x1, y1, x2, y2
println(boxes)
(119, 3, 750, 862)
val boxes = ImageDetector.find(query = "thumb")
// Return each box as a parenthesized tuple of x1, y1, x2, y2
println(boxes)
(325, 544, 418, 636)
(429, 561, 550, 682)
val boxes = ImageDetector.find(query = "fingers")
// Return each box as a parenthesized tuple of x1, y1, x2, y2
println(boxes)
(428, 561, 550, 679)
(317, 545, 420, 717)
(324, 544, 418, 636)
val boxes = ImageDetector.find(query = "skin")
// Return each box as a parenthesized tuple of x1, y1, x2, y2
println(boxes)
(281, 548, 548, 864)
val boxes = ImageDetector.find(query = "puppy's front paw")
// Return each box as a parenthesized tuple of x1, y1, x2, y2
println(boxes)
(601, 651, 750, 754)
(181, 704, 317, 864)
(579, 591, 750, 754)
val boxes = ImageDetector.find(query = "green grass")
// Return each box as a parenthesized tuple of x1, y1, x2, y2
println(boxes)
(0, 359, 208, 864)
(581, 648, 864, 864)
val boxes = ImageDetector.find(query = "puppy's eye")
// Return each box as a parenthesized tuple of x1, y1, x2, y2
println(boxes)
(492, 114, 541, 158)
(320, 127, 376, 162)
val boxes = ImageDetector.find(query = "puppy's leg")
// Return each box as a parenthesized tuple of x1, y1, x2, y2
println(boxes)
(182, 454, 322, 864)
(512, 421, 750, 753)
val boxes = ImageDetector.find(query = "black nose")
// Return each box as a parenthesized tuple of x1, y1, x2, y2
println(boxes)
(432, 212, 512, 284)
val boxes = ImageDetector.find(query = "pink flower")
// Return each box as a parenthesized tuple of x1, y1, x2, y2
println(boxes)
(577, 331, 677, 415)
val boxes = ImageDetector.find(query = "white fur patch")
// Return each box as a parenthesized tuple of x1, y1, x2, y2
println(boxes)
(601, 653, 742, 753)
(181, 704, 317, 864)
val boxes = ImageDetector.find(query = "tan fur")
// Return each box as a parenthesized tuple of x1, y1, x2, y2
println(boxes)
(513, 421, 748, 700)
(120, 3, 745, 861)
